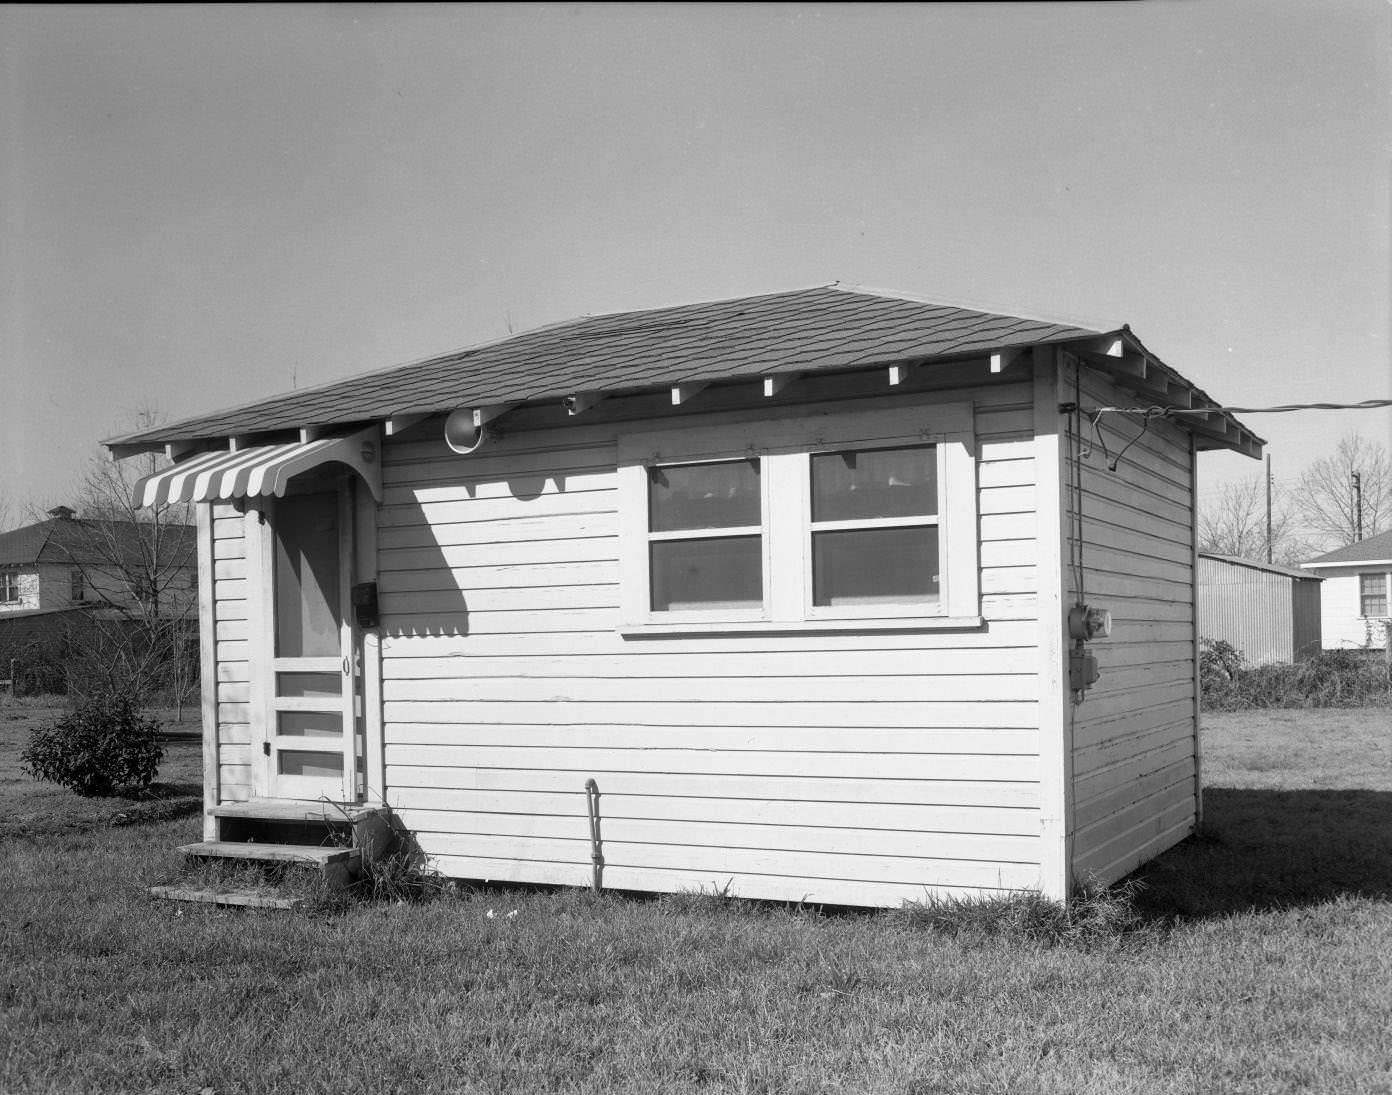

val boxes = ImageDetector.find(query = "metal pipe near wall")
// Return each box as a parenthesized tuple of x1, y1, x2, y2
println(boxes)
(584, 778, 604, 893)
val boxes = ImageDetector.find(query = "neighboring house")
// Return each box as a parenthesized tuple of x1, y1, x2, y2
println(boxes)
(0, 506, 197, 620)
(108, 285, 1262, 908)
(1197, 553, 1322, 664)
(1300, 528, 1392, 650)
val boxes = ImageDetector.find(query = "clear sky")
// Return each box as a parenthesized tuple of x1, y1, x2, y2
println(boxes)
(2, 2, 1388, 523)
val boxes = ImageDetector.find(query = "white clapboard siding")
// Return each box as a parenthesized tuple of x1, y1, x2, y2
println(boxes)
(1068, 367, 1198, 883)
(381, 647, 1038, 679)
(375, 386, 1049, 905)
(382, 699, 1040, 730)
(387, 766, 1039, 809)
(384, 744, 1039, 783)
(387, 724, 1037, 755)
(415, 833, 1042, 893)
(391, 809, 1040, 864)
(426, 857, 1031, 906)
(389, 787, 1039, 834)
(381, 673, 1040, 705)
(209, 503, 251, 803)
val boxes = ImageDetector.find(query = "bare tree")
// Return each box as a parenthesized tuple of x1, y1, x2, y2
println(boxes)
(1198, 477, 1311, 567)
(54, 413, 199, 712)
(1294, 434, 1392, 549)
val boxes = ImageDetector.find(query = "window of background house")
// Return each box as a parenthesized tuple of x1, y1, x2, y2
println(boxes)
(809, 445, 938, 606)
(70, 569, 84, 602)
(0, 571, 18, 603)
(1361, 573, 1388, 617)
(646, 459, 762, 611)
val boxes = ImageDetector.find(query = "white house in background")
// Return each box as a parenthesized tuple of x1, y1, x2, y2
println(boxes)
(1300, 529, 1392, 650)
(106, 286, 1262, 908)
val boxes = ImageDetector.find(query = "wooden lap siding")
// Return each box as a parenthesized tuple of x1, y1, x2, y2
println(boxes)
(1067, 365, 1198, 885)
(210, 503, 252, 801)
(375, 385, 1044, 908)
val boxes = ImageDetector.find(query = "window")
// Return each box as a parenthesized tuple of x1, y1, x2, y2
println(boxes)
(0, 571, 18, 603)
(70, 569, 85, 603)
(1361, 573, 1388, 617)
(618, 401, 978, 632)
(809, 446, 938, 607)
(647, 460, 763, 612)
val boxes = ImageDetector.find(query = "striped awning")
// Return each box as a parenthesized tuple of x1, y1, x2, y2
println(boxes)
(135, 427, 382, 508)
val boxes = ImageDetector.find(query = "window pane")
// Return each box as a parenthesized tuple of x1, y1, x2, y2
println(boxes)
(813, 526, 939, 606)
(278, 750, 343, 779)
(276, 672, 341, 698)
(1362, 574, 1387, 616)
(651, 536, 762, 611)
(277, 711, 342, 739)
(274, 493, 342, 658)
(649, 461, 760, 532)
(811, 447, 936, 522)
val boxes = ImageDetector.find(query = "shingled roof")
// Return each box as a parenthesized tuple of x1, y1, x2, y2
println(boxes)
(106, 286, 1101, 447)
(1301, 529, 1392, 568)
(105, 284, 1261, 458)
(0, 515, 196, 569)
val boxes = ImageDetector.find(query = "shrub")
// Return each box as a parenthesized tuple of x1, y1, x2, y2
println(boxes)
(1200, 639, 1392, 711)
(20, 692, 163, 797)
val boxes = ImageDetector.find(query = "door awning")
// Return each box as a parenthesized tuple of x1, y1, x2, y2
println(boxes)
(135, 427, 382, 507)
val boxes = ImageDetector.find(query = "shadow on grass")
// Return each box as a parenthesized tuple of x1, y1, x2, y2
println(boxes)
(1132, 787, 1392, 919)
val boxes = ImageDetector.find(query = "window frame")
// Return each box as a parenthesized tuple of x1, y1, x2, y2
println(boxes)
(617, 400, 979, 634)
(0, 570, 18, 604)
(639, 455, 771, 625)
(1360, 571, 1389, 618)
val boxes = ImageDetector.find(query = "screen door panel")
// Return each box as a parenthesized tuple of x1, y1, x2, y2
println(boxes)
(267, 490, 354, 800)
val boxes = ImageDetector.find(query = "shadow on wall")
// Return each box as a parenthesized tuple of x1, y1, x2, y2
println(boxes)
(376, 473, 571, 640)
(1132, 788, 1392, 919)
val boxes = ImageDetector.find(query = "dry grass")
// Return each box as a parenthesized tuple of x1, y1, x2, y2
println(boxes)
(2, 703, 1391, 1093)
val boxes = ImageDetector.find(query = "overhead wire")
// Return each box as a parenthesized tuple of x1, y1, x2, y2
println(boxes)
(1084, 398, 1392, 417)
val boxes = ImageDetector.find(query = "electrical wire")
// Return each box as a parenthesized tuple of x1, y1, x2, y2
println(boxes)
(1085, 398, 1392, 417)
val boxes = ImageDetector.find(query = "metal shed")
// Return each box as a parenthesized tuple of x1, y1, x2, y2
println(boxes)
(1197, 553, 1322, 664)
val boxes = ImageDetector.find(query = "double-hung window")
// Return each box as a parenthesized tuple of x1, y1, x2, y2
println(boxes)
(0, 570, 18, 603)
(619, 400, 978, 632)
(1361, 573, 1388, 618)
(646, 459, 764, 614)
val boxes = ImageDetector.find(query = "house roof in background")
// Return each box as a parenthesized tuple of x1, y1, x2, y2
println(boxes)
(104, 284, 1262, 458)
(1199, 552, 1323, 582)
(1301, 529, 1392, 568)
(0, 516, 196, 568)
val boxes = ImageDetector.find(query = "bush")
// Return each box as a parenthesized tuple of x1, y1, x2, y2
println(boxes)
(20, 693, 164, 796)
(1200, 638, 1392, 711)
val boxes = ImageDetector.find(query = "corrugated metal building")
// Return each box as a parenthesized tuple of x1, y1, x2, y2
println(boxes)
(1198, 553, 1322, 664)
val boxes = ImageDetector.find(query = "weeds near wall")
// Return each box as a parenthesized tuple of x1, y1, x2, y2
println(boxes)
(899, 880, 1148, 947)
(1200, 638, 1392, 711)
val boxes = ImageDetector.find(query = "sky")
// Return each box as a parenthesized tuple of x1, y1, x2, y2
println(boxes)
(2, 1, 1389, 527)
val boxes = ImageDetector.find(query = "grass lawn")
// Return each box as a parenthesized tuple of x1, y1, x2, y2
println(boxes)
(2, 704, 1390, 1094)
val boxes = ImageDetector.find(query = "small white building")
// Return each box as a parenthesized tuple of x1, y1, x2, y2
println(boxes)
(108, 287, 1262, 907)
(1300, 529, 1392, 650)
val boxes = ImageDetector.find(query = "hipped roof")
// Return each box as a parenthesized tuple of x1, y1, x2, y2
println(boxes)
(105, 285, 1262, 458)
(1301, 529, 1392, 568)
(0, 517, 196, 569)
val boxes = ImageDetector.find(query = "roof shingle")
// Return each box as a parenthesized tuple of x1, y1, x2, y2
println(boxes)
(107, 286, 1103, 447)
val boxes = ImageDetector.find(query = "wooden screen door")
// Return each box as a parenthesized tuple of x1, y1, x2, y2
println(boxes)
(264, 485, 357, 801)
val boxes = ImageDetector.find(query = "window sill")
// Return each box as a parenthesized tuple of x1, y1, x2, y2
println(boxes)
(620, 615, 985, 639)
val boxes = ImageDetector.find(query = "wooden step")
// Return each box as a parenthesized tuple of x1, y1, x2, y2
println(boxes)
(149, 885, 301, 910)
(210, 800, 385, 824)
(178, 841, 361, 868)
